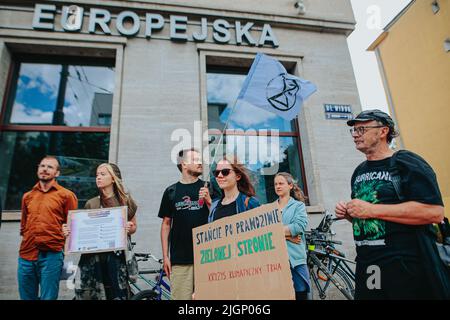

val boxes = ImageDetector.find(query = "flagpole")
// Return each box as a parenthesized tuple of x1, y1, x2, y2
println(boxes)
(203, 54, 260, 183)
(209, 96, 240, 168)
(199, 96, 240, 206)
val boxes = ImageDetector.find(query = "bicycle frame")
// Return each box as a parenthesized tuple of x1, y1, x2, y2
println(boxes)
(306, 211, 356, 300)
(129, 252, 172, 300)
(130, 269, 171, 300)
(152, 268, 171, 300)
(308, 251, 355, 300)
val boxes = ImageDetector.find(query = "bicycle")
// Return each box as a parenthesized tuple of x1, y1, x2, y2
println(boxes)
(306, 211, 356, 300)
(129, 252, 171, 300)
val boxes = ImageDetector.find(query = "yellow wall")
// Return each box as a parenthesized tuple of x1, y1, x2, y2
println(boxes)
(376, 0, 450, 217)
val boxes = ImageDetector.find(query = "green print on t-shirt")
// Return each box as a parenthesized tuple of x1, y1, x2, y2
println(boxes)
(352, 180, 386, 240)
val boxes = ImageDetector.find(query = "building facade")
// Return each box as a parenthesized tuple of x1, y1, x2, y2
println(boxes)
(0, 1, 363, 298)
(368, 0, 450, 217)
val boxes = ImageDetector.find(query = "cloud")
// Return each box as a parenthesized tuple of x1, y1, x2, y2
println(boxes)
(10, 102, 53, 124)
(63, 104, 89, 126)
(20, 63, 60, 99)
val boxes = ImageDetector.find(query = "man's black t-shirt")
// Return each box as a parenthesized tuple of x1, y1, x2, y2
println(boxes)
(350, 150, 443, 264)
(158, 180, 209, 264)
(213, 200, 237, 222)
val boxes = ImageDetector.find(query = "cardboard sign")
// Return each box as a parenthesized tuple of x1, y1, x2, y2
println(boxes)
(193, 202, 295, 300)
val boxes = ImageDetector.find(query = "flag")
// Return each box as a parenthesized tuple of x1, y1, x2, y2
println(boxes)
(237, 53, 317, 121)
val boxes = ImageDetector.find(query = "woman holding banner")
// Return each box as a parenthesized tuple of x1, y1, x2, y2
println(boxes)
(208, 155, 260, 222)
(63, 163, 138, 300)
(274, 172, 311, 300)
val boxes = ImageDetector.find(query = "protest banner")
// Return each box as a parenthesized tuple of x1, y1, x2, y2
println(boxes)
(193, 202, 295, 300)
(65, 206, 127, 254)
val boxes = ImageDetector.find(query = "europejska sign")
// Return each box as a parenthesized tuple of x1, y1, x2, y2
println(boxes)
(32, 4, 279, 47)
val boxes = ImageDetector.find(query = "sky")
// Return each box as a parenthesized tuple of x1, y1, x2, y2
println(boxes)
(347, 0, 413, 114)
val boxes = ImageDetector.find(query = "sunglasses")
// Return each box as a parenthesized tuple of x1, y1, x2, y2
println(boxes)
(213, 168, 234, 177)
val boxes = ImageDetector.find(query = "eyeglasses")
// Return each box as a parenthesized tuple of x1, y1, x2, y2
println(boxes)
(349, 125, 386, 136)
(213, 168, 233, 177)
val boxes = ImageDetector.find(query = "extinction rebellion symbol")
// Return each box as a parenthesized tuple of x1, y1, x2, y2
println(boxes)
(266, 73, 300, 112)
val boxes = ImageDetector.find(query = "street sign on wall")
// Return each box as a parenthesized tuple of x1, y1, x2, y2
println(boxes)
(324, 104, 353, 120)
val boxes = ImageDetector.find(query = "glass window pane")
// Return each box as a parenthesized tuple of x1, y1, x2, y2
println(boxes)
(65, 65, 115, 127)
(208, 135, 305, 204)
(9, 63, 61, 125)
(8, 63, 115, 127)
(0, 131, 110, 210)
(207, 72, 297, 132)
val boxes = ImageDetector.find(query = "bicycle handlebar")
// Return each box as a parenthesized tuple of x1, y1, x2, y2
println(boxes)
(309, 238, 343, 245)
(134, 253, 163, 264)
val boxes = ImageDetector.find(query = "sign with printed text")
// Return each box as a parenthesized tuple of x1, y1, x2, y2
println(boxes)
(192, 202, 295, 300)
(324, 104, 353, 120)
(65, 206, 127, 254)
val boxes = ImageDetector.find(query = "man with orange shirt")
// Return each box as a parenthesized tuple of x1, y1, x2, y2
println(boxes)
(18, 156, 78, 300)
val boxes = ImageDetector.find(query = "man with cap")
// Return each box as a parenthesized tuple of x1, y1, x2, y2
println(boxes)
(335, 109, 448, 299)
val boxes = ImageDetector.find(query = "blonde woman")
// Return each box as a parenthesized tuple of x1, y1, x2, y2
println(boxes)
(63, 163, 137, 300)
(274, 172, 310, 300)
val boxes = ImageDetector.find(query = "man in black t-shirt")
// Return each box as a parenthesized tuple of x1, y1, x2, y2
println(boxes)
(335, 109, 447, 299)
(158, 148, 211, 300)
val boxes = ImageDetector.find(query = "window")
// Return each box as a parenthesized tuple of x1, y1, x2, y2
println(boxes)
(0, 54, 115, 210)
(97, 113, 112, 126)
(206, 67, 307, 204)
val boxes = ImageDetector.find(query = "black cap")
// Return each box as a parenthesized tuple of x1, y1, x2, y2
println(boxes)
(347, 109, 395, 128)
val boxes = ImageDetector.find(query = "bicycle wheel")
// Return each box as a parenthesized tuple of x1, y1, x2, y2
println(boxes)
(309, 256, 355, 300)
(130, 289, 158, 300)
(330, 267, 355, 300)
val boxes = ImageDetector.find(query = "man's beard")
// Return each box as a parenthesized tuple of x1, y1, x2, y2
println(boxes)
(187, 169, 202, 177)
(38, 175, 54, 183)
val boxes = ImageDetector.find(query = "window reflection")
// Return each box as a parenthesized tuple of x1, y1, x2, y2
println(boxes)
(9, 63, 115, 127)
(208, 135, 304, 204)
(10, 63, 61, 124)
(65, 66, 114, 127)
(206, 70, 306, 203)
(207, 73, 296, 132)
(0, 131, 109, 210)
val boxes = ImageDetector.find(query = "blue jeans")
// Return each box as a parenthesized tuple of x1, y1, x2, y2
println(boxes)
(18, 251, 64, 300)
(291, 263, 311, 294)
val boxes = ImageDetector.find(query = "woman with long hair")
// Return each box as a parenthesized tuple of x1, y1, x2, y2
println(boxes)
(274, 172, 310, 300)
(63, 163, 137, 300)
(208, 155, 260, 222)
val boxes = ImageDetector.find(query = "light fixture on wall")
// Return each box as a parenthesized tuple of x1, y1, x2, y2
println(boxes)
(294, 1, 306, 15)
(431, 1, 440, 14)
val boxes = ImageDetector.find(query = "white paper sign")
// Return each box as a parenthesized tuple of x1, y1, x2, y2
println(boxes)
(65, 206, 127, 254)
